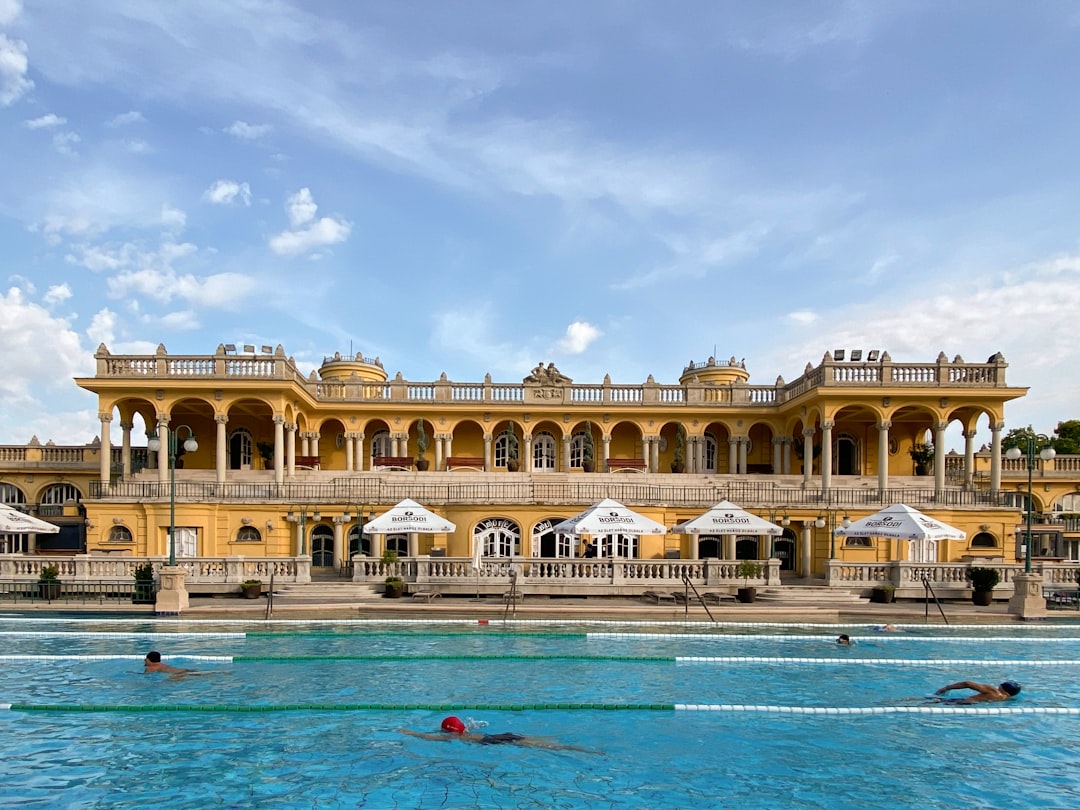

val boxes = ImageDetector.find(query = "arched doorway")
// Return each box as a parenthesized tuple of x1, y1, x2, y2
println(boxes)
(229, 428, 253, 470)
(836, 434, 859, 475)
(735, 536, 760, 559)
(774, 530, 796, 571)
(311, 524, 334, 569)
(698, 536, 721, 559)
(532, 518, 574, 557)
(474, 518, 521, 557)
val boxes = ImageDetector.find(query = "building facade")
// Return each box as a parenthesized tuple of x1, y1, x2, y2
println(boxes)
(5, 343, 1080, 592)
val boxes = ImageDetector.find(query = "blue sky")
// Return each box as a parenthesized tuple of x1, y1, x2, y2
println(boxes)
(2, 1, 1080, 449)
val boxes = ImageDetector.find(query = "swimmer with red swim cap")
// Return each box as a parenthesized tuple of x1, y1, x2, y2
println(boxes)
(400, 716, 594, 752)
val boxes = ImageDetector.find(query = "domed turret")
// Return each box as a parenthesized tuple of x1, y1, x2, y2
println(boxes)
(318, 352, 388, 383)
(679, 355, 749, 386)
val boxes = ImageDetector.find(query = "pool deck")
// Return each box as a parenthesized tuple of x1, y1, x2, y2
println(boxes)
(6, 594, 1073, 625)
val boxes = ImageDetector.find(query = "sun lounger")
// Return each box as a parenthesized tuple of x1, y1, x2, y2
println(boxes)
(641, 590, 677, 604)
(411, 591, 441, 602)
(702, 591, 738, 604)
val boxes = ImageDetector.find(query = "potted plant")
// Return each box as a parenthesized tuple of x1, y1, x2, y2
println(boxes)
(38, 564, 61, 601)
(241, 579, 263, 599)
(415, 419, 430, 471)
(734, 559, 763, 603)
(671, 424, 686, 473)
(870, 583, 895, 604)
(966, 566, 1001, 606)
(581, 421, 595, 472)
(132, 562, 156, 604)
(505, 425, 519, 472)
(382, 548, 404, 598)
(909, 442, 935, 475)
(256, 441, 275, 470)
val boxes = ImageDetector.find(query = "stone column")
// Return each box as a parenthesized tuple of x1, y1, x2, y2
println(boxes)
(602, 434, 611, 470)
(782, 437, 791, 475)
(963, 429, 977, 488)
(990, 422, 1003, 492)
(120, 420, 132, 478)
(310, 432, 320, 464)
(641, 437, 649, 469)
(820, 421, 833, 493)
(650, 437, 659, 472)
(98, 413, 112, 487)
(801, 522, 813, 578)
(523, 434, 532, 473)
(728, 439, 738, 474)
(724, 535, 736, 560)
(933, 422, 947, 496)
(333, 517, 346, 569)
(484, 433, 494, 470)
(772, 438, 782, 477)
(274, 416, 285, 484)
(738, 437, 747, 475)
(355, 432, 365, 471)
(802, 428, 815, 488)
(877, 421, 890, 492)
(286, 423, 296, 476)
(434, 434, 445, 471)
(302, 433, 311, 457)
(157, 416, 170, 484)
(215, 415, 227, 485)
(345, 434, 354, 472)
(563, 435, 572, 472)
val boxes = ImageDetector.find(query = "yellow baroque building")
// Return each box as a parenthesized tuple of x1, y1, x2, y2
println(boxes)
(4, 342, 1080, 597)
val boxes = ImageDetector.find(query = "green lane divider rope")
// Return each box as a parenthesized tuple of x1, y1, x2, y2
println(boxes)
(245, 631, 588, 639)
(232, 655, 671, 663)
(5, 702, 674, 714)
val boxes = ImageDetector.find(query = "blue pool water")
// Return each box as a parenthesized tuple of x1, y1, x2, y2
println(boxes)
(2, 618, 1080, 809)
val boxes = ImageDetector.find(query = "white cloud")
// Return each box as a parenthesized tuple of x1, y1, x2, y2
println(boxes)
(108, 266, 258, 309)
(86, 307, 117, 345)
(160, 204, 186, 231)
(105, 110, 146, 127)
(555, 321, 602, 354)
(123, 138, 150, 154)
(43, 283, 72, 306)
(225, 120, 271, 140)
(269, 188, 350, 256)
(52, 130, 80, 156)
(0, 0, 22, 27)
(25, 113, 65, 129)
(65, 243, 137, 272)
(203, 179, 252, 206)
(787, 310, 819, 325)
(0, 286, 87, 406)
(285, 187, 317, 226)
(156, 309, 201, 330)
(0, 32, 32, 106)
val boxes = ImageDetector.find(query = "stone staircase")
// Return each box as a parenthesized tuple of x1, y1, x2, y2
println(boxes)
(271, 581, 380, 605)
(752, 586, 868, 605)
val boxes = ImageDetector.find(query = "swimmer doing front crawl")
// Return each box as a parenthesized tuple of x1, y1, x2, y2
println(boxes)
(400, 716, 596, 753)
(933, 680, 1022, 704)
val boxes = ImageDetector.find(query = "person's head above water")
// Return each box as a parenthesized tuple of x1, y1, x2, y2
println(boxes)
(145, 651, 162, 663)
(1000, 681, 1022, 696)
(441, 716, 467, 734)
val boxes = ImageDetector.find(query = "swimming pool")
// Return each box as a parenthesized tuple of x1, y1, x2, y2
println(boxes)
(2, 618, 1079, 809)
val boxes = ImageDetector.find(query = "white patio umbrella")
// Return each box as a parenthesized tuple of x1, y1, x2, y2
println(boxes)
(834, 503, 965, 541)
(0, 504, 60, 534)
(672, 501, 784, 536)
(552, 499, 667, 536)
(361, 499, 456, 535)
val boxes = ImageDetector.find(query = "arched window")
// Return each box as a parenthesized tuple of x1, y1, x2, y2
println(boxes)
(229, 428, 253, 470)
(704, 433, 717, 473)
(39, 484, 80, 516)
(593, 533, 636, 558)
(970, 532, 998, 548)
(533, 431, 556, 472)
(385, 533, 408, 555)
(494, 429, 515, 468)
(108, 525, 133, 543)
(569, 432, 587, 468)
(531, 518, 576, 557)
(474, 518, 521, 557)
(371, 430, 392, 460)
(735, 537, 759, 559)
(0, 483, 26, 505)
(311, 524, 334, 567)
(235, 526, 262, 543)
(348, 525, 371, 558)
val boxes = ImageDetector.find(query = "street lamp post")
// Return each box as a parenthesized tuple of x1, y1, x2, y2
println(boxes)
(287, 506, 320, 556)
(817, 510, 852, 559)
(1005, 435, 1056, 573)
(147, 425, 198, 566)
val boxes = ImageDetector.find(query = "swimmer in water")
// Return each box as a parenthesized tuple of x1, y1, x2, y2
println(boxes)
(837, 634, 853, 645)
(143, 651, 211, 680)
(933, 680, 1022, 704)
(400, 716, 595, 752)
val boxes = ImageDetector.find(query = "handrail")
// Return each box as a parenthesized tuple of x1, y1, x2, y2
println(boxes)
(264, 570, 275, 620)
(681, 574, 716, 622)
(922, 578, 949, 625)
